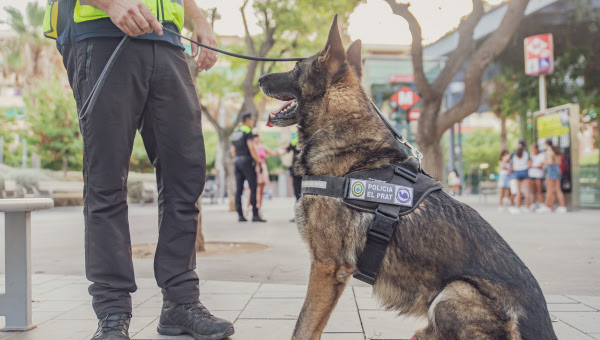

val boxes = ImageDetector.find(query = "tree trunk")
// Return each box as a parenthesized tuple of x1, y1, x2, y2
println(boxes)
(195, 197, 205, 252)
(417, 136, 444, 181)
(500, 116, 507, 151)
(62, 154, 68, 178)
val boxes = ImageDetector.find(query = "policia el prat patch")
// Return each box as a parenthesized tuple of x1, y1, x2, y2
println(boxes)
(301, 158, 443, 285)
(347, 179, 414, 207)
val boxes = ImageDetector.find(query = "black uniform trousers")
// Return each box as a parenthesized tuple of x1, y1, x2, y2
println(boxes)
(234, 156, 259, 217)
(61, 38, 205, 318)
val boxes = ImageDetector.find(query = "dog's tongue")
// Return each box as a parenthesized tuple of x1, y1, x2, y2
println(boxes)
(266, 99, 294, 127)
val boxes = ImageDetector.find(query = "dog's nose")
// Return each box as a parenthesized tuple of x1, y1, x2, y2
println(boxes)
(258, 75, 265, 87)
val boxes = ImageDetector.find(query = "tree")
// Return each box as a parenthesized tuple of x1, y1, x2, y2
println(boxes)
(197, 1, 363, 211)
(23, 77, 82, 175)
(486, 69, 519, 151)
(385, 0, 530, 179)
(1, 3, 56, 86)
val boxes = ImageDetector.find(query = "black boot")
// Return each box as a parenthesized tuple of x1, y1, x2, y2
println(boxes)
(91, 313, 131, 340)
(158, 300, 235, 340)
(238, 215, 247, 222)
(252, 215, 267, 222)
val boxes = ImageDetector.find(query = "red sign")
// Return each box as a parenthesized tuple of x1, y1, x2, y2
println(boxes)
(524, 33, 554, 76)
(390, 86, 421, 111)
(388, 74, 414, 83)
(408, 109, 420, 121)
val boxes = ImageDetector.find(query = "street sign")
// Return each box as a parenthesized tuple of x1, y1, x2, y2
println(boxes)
(408, 109, 420, 121)
(524, 33, 554, 76)
(390, 86, 421, 111)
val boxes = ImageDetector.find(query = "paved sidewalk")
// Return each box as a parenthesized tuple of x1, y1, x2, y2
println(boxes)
(1, 274, 599, 339)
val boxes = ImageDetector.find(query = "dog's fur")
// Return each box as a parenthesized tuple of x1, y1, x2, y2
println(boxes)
(259, 15, 557, 340)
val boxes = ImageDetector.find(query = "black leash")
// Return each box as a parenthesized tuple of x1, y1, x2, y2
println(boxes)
(78, 28, 306, 120)
(162, 27, 305, 62)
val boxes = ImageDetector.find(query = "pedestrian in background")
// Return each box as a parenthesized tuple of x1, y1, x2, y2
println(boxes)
(248, 131, 277, 217)
(509, 140, 531, 214)
(280, 136, 302, 222)
(537, 140, 567, 213)
(498, 150, 514, 211)
(528, 143, 545, 211)
(448, 170, 461, 196)
(231, 113, 267, 222)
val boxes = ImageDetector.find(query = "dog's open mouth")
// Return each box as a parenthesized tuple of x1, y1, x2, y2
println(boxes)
(266, 95, 299, 127)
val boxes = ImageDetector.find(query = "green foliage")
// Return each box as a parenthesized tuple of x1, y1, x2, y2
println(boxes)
(130, 133, 154, 173)
(203, 130, 218, 172)
(23, 78, 83, 171)
(461, 129, 502, 175)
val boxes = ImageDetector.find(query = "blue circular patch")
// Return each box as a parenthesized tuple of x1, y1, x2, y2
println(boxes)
(396, 188, 411, 204)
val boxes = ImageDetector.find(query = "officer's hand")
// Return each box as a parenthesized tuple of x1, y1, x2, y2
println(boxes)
(190, 16, 218, 72)
(105, 0, 163, 37)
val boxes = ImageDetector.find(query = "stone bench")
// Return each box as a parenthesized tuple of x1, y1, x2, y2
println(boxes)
(0, 198, 53, 331)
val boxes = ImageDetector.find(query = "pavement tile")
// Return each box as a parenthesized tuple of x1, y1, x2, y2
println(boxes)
(324, 311, 363, 333)
(359, 310, 427, 340)
(54, 303, 96, 320)
(8, 319, 97, 340)
(132, 307, 162, 317)
(356, 297, 384, 310)
(136, 278, 159, 289)
(239, 298, 303, 319)
(131, 318, 194, 339)
(353, 286, 373, 298)
(31, 300, 86, 312)
(569, 296, 600, 310)
(547, 303, 597, 312)
(137, 295, 164, 309)
(552, 320, 595, 339)
(256, 283, 307, 293)
(199, 293, 253, 311)
(589, 334, 600, 340)
(31, 311, 64, 325)
(0, 331, 16, 340)
(200, 281, 260, 294)
(129, 316, 158, 334)
(132, 288, 161, 307)
(553, 312, 600, 333)
(545, 295, 578, 304)
(322, 333, 365, 340)
(30, 279, 67, 295)
(231, 319, 295, 340)
(36, 283, 89, 301)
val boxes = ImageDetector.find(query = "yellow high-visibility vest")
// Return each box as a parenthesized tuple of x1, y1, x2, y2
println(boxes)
(43, 0, 184, 40)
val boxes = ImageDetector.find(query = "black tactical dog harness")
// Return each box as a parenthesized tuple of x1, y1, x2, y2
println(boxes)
(301, 158, 444, 285)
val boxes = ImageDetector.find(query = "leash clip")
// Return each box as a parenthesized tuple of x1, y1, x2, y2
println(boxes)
(397, 136, 423, 170)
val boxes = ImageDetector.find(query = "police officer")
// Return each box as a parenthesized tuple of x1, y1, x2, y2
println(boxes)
(43, 0, 233, 339)
(231, 113, 267, 222)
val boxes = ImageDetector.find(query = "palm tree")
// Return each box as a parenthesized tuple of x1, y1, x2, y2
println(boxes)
(1, 3, 54, 86)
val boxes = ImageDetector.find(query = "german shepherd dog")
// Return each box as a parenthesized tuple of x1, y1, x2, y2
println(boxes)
(258, 15, 557, 340)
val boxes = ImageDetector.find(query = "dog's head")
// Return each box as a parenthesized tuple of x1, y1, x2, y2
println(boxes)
(259, 14, 362, 128)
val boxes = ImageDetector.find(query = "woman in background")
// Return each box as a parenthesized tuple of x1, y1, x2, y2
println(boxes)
(249, 132, 277, 214)
(498, 150, 514, 211)
(509, 140, 531, 214)
(528, 144, 545, 211)
(537, 140, 567, 213)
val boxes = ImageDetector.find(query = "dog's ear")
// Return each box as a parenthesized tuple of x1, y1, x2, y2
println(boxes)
(319, 14, 346, 69)
(346, 39, 362, 79)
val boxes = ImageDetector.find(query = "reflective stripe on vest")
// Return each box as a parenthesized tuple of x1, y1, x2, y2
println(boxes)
(43, 0, 184, 40)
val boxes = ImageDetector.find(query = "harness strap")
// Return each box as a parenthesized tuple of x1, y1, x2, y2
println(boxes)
(301, 175, 347, 198)
(353, 170, 404, 285)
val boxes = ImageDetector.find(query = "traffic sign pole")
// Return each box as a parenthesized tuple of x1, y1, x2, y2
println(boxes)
(539, 74, 547, 111)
